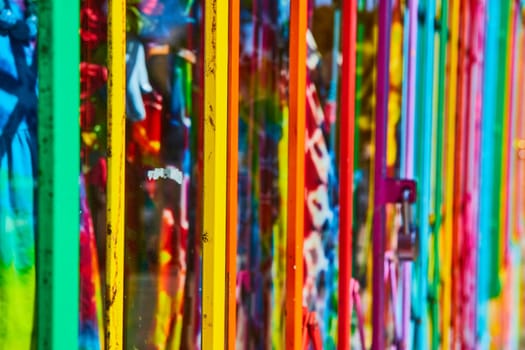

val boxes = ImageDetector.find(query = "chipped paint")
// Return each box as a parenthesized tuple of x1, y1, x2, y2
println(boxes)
(202, 0, 229, 348)
(105, 0, 126, 348)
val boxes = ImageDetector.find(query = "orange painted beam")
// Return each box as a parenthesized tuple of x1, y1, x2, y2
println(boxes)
(451, 1, 469, 345)
(286, 0, 307, 348)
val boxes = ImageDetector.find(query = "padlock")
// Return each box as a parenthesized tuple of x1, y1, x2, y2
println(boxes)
(397, 189, 417, 261)
(398, 224, 417, 261)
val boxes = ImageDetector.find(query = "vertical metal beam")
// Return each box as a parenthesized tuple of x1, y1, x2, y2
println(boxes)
(518, 8, 525, 343)
(495, 3, 516, 342)
(501, 0, 516, 266)
(508, 1, 519, 248)
(401, 0, 418, 347)
(493, 0, 512, 291)
(105, 0, 126, 347)
(414, 0, 436, 346)
(431, 0, 449, 347)
(510, 1, 522, 244)
(37, 0, 80, 348)
(286, 0, 307, 347)
(477, 0, 503, 345)
(442, 0, 461, 347)
(515, 5, 525, 247)
(372, 1, 391, 349)
(338, 0, 357, 349)
(491, 0, 512, 300)
(451, 1, 467, 342)
(226, 0, 240, 348)
(202, 0, 229, 347)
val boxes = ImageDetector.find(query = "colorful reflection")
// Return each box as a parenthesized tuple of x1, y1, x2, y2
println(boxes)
(80, 0, 203, 348)
(0, 0, 38, 348)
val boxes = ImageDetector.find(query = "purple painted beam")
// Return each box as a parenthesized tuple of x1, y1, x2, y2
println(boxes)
(372, 0, 392, 349)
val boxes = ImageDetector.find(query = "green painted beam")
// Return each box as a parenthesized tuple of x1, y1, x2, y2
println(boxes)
(37, 0, 80, 348)
(490, 0, 512, 298)
(430, 0, 449, 348)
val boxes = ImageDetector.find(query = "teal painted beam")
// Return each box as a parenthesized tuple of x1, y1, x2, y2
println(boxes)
(37, 0, 80, 348)
(414, 0, 435, 348)
(477, 0, 500, 346)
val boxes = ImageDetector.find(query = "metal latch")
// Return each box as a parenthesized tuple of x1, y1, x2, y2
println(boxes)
(384, 178, 417, 261)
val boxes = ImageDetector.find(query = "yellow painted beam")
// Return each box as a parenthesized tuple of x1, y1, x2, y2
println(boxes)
(286, 0, 307, 348)
(500, 0, 515, 263)
(226, 0, 240, 348)
(442, 0, 460, 347)
(202, 0, 229, 348)
(105, 0, 126, 348)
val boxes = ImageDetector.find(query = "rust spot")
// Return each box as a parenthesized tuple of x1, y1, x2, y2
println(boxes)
(206, 0, 218, 76)
(105, 287, 118, 310)
(208, 116, 215, 131)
